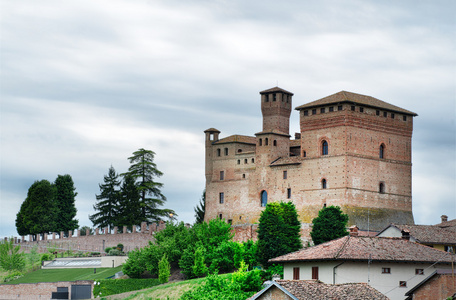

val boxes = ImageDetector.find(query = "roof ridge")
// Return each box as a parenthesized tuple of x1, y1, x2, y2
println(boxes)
(334, 235, 351, 258)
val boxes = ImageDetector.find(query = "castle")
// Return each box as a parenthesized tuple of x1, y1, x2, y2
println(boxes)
(204, 87, 417, 231)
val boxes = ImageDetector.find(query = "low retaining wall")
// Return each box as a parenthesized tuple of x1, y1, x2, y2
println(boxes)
(0, 280, 94, 300)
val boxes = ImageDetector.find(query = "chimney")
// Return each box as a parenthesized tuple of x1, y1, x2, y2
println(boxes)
(441, 215, 448, 223)
(349, 225, 359, 236)
(401, 229, 410, 241)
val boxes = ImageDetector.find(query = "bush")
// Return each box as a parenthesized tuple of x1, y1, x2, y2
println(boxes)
(261, 264, 284, 281)
(104, 247, 112, 254)
(192, 246, 208, 278)
(210, 241, 243, 272)
(93, 278, 161, 297)
(158, 253, 170, 284)
(231, 261, 263, 292)
(122, 249, 146, 278)
(0, 238, 25, 272)
(40, 253, 54, 262)
(116, 243, 124, 252)
(108, 249, 124, 256)
(2, 271, 24, 282)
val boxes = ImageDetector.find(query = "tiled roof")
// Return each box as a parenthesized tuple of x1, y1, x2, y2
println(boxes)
(295, 91, 417, 116)
(269, 236, 455, 264)
(382, 224, 456, 245)
(434, 218, 456, 228)
(204, 128, 220, 133)
(250, 280, 389, 300)
(260, 86, 294, 95)
(213, 135, 256, 145)
(255, 129, 290, 137)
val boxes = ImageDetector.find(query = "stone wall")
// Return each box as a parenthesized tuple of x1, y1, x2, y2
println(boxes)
(0, 280, 93, 300)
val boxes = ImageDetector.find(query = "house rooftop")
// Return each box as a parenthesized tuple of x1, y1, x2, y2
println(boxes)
(249, 280, 389, 300)
(212, 134, 256, 145)
(269, 236, 455, 264)
(295, 91, 417, 116)
(377, 224, 456, 245)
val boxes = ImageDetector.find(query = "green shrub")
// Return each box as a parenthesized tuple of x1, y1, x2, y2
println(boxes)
(158, 253, 170, 284)
(104, 247, 112, 254)
(261, 264, 284, 281)
(122, 249, 146, 278)
(108, 249, 124, 256)
(40, 253, 54, 262)
(0, 238, 25, 272)
(231, 261, 263, 292)
(192, 246, 208, 278)
(116, 243, 124, 252)
(2, 271, 23, 282)
(93, 278, 161, 297)
(210, 241, 243, 272)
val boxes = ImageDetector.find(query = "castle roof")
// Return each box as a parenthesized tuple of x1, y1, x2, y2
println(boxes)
(377, 223, 456, 245)
(269, 236, 455, 264)
(204, 128, 220, 133)
(260, 86, 294, 95)
(295, 91, 418, 116)
(213, 134, 256, 145)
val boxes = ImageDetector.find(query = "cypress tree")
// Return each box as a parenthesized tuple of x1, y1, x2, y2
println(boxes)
(54, 174, 79, 234)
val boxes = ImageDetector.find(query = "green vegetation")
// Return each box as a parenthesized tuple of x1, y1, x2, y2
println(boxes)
(310, 205, 349, 245)
(158, 254, 170, 284)
(0, 238, 25, 272)
(93, 278, 161, 298)
(193, 190, 205, 224)
(54, 174, 79, 233)
(2, 266, 122, 284)
(257, 201, 302, 267)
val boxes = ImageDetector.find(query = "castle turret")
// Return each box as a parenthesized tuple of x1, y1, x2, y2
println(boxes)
(204, 128, 220, 184)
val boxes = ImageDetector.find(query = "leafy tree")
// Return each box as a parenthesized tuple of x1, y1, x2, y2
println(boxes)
(122, 248, 147, 278)
(89, 166, 120, 231)
(158, 253, 171, 283)
(192, 246, 208, 278)
(122, 148, 175, 223)
(54, 174, 79, 234)
(194, 190, 205, 224)
(310, 205, 349, 245)
(0, 238, 25, 272)
(115, 173, 142, 227)
(257, 202, 302, 267)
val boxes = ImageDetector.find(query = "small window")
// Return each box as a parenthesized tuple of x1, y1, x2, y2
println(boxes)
(376, 110, 380, 116)
(303, 151, 307, 157)
(265, 138, 269, 146)
(329, 107, 334, 112)
(217, 149, 221, 156)
(304, 110, 308, 116)
(259, 139, 262, 146)
(399, 281, 407, 288)
(312, 267, 319, 280)
(219, 192, 224, 204)
(379, 182, 385, 194)
(391, 113, 395, 119)
(312, 109, 317, 115)
(351, 105, 355, 111)
(403, 115, 407, 121)
(360, 107, 364, 113)
(415, 269, 424, 275)
(237, 149, 242, 153)
(321, 108, 325, 113)
(224, 148, 229, 156)
(251, 158, 254, 163)
(293, 267, 300, 280)
(338, 105, 343, 111)
(219, 213, 223, 219)
(382, 267, 391, 274)
(379, 144, 385, 159)
(322, 140, 328, 155)
(220, 171, 224, 180)
(261, 190, 268, 207)
(265, 95, 269, 102)
(273, 140, 277, 146)
(237, 160, 240, 164)
(242, 174, 246, 179)
(322, 179, 327, 189)
(228, 219, 232, 225)
(244, 159, 248, 164)
(273, 93, 276, 101)
(287, 188, 291, 199)
(283, 171, 288, 179)
(383, 111, 387, 117)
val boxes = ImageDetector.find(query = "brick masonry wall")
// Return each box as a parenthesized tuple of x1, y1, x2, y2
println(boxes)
(0, 280, 94, 300)
(412, 274, 456, 300)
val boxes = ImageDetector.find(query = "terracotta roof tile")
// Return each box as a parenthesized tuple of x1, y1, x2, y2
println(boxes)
(213, 135, 256, 145)
(386, 224, 456, 245)
(260, 86, 294, 95)
(269, 236, 455, 264)
(295, 91, 417, 116)
(434, 218, 456, 228)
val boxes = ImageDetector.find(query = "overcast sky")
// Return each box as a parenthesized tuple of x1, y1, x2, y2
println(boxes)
(1, 0, 455, 238)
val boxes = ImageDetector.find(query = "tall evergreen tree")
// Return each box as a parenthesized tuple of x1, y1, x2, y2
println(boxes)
(257, 202, 302, 267)
(116, 173, 142, 228)
(194, 190, 205, 224)
(310, 205, 349, 245)
(54, 174, 79, 234)
(89, 166, 120, 231)
(122, 148, 175, 223)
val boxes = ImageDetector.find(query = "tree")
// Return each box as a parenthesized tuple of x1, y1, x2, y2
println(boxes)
(89, 166, 120, 231)
(158, 253, 171, 283)
(257, 202, 302, 267)
(15, 180, 58, 237)
(122, 148, 175, 223)
(0, 238, 25, 272)
(115, 173, 142, 228)
(194, 190, 205, 224)
(54, 174, 79, 234)
(310, 205, 349, 245)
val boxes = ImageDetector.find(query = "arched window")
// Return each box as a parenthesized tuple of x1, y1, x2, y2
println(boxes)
(251, 158, 255, 163)
(322, 179, 327, 189)
(261, 190, 268, 207)
(265, 138, 269, 146)
(379, 182, 385, 194)
(244, 159, 248, 164)
(237, 160, 240, 164)
(379, 144, 385, 159)
(273, 140, 277, 146)
(224, 148, 229, 156)
(238, 149, 242, 153)
(322, 140, 328, 156)
(259, 139, 262, 146)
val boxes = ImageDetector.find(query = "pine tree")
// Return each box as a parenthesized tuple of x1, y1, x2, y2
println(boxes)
(116, 173, 142, 228)
(122, 148, 175, 223)
(194, 190, 205, 224)
(257, 202, 302, 267)
(89, 166, 120, 231)
(310, 205, 349, 245)
(54, 174, 79, 234)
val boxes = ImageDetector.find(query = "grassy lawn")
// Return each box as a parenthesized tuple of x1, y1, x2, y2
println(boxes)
(2, 266, 122, 284)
